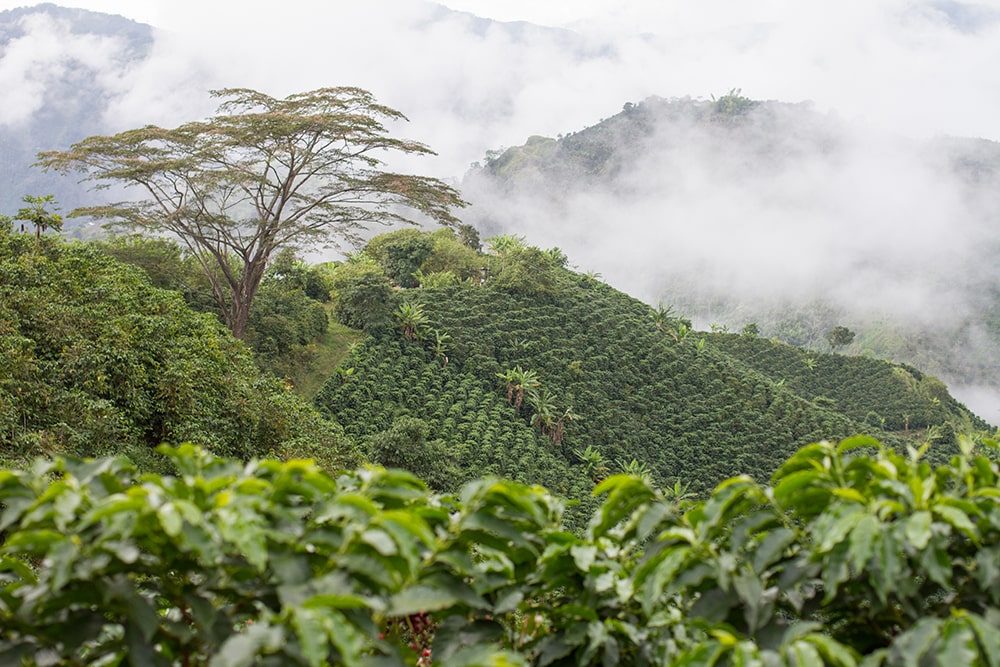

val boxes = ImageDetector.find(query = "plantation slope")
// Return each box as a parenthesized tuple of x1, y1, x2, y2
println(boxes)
(315, 275, 871, 501)
(706, 332, 990, 442)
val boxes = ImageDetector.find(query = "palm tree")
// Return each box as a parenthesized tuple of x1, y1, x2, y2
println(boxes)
(616, 458, 655, 486)
(651, 303, 675, 333)
(428, 328, 451, 366)
(496, 368, 518, 405)
(496, 365, 540, 410)
(527, 387, 558, 434)
(663, 479, 695, 506)
(572, 445, 608, 483)
(485, 234, 527, 257)
(395, 301, 429, 342)
(549, 405, 579, 445)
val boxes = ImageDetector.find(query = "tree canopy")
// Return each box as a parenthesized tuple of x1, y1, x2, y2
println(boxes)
(0, 229, 358, 471)
(37, 87, 466, 337)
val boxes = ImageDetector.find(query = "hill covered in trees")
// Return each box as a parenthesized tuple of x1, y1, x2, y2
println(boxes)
(460, 92, 1000, 422)
(307, 229, 988, 527)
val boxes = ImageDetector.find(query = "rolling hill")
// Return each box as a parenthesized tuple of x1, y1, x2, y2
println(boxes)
(460, 92, 1000, 421)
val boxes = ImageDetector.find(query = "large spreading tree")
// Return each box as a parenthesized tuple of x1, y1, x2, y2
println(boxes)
(37, 87, 466, 337)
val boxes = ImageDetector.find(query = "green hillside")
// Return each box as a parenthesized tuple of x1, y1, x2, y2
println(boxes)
(313, 231, 983, 524)
(460, 92, 1000, 419)
(2, 223, 985, 516)
(707, 332, 989, 437)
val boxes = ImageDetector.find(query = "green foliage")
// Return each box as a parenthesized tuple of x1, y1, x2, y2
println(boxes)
(3, 438, 999, 665)
(489, 245, 563, 297)
(368, 416, 459, 490)
(317, 277, 869, 501)
(0, 233, 357, 469)
(248, 284, 329, 360)
(265, 248, 332, 302)
(6, 194, 63, 239)
(415, 268, 460, 288)
(707, 333, 986, 438)
(93, 235, 218, 313)
(329, 261, 394, 332)
(365, 228, 437, 288)
(712, 87, 759, 118)
(39, 87, 465, 337)
(827, 325, 857, 353)
(395, 300, 430, 343)
(421, 228, 486, 282)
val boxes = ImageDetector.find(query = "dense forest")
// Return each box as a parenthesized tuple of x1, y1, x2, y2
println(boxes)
(0, 228, 359, 473)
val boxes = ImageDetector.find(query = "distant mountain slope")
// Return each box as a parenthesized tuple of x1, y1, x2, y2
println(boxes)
(707, 332, 988, 437)
(0, 4, 153, 220)
(460, 93, 1000, 419)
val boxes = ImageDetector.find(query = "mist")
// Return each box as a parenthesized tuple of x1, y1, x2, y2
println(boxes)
(459, 96, 1000, 419)
(4, 0, 1000, 415)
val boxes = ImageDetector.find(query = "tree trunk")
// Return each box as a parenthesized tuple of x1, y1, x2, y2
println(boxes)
(225, 256, 269, 339)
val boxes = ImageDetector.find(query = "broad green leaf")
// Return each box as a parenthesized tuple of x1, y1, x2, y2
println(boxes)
(2, 529, 67, 554)
(903, 510, 932, 550)
(220, 517, 268, 571)
(361, 528, 397, 557)
(847, 514, 879, 572)
(156, 502, 182, 538)
(388, 585, 460, 616)
(292, 607, 329, 667)
(937, 619, 977, 667)
(209, 623, 285, 667)
(935, 505, 979, 541)
(890, 617, 939, 667)
(816, 506, 863, 553)
(752, 527, 796, 573)
(788, 639, 824, 667)
(570, 544, 597, 572)
(773, 470, 824, 509)
(837, 436, 881, 454)
(326, 611, 366, 667)
(820, 541, 851, 603)
(831, 487, 867, 505)
(0, 556, 37, 584)
(872, 530, 903, 603)
(967, 614, 1000, 667)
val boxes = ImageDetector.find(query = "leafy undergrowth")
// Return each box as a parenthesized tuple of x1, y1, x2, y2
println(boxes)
(265, 316, 364, 400)
(2, 436, 999, 665)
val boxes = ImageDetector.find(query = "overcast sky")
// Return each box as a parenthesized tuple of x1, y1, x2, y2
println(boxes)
(3, 0, 1000, 177)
